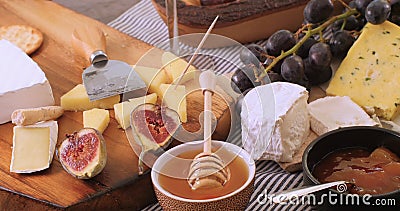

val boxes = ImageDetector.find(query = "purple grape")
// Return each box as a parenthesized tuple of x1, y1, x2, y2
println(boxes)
(281, 55, 305, 83)
(308, 42, 332, 68)
(265, 30, 296, 57)
(365, 0, 391, 24)
(304, 0, 334, 24)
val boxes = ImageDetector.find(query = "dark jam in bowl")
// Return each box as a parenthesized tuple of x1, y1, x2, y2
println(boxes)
(313, 147, 400, 195)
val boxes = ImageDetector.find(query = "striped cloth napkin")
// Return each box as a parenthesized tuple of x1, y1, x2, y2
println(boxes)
(108, 0, 310, 210)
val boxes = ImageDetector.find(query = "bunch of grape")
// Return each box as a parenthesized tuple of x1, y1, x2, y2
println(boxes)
(231, 0, 394, 99)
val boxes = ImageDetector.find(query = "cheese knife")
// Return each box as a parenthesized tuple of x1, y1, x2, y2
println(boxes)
(72, 26, 146, 101)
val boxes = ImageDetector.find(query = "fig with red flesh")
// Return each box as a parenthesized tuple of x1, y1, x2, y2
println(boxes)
(130, 104, 180, 174)
(58, 128, 107, 179)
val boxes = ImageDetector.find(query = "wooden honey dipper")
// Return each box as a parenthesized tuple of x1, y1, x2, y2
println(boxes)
(187, 70, 231, 190)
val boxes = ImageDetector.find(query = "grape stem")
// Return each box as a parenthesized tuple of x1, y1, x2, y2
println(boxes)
(257, 7, 359, 82)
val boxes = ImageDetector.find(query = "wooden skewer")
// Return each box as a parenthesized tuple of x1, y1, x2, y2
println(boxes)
(174, 15, 219, 88)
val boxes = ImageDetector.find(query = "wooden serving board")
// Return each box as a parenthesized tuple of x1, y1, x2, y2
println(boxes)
(0, 0, 233, 209)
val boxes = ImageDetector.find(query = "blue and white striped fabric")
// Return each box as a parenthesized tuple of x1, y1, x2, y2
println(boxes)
(109, 0, 310, 210)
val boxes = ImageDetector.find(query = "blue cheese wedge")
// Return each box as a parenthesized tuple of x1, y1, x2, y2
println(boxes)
(10, 121, 58, 173)
(326, 21, 400, 120)
(0, 39, 54, 124)
(308, 96, 378, 136)
(241, 82, 310, 162)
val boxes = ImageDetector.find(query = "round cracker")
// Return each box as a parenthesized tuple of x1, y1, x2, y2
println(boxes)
(0, 25, 43, 55)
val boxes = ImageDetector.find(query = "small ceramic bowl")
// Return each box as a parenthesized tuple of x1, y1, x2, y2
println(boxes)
(151, 140, 255, 210)
(303, 126, 400, 210)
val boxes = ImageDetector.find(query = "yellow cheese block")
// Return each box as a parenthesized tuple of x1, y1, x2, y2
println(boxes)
(61, 84, 120, 111)
(114, 93, 158, 129)
(327, 21, 400, 120)
(134, 65, 171, 97)
(83, 108, 110, 133)
(10, 121, 58, 173)
(162, 52, 197, 84)
(159, 84, 187, 123)
(128, 92, 157, 104)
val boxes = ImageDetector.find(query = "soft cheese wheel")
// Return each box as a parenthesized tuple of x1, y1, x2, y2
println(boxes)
(327, 21, 400, 120)
(0, 39, 54, 124)
(241, 82, 310, 162)
(308, 96, 377, 136)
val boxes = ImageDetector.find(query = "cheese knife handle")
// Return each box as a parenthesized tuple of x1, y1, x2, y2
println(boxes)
(72, 25, 108, 66)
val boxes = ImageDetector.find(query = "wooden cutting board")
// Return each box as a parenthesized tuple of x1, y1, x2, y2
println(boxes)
(0, 0, 234, 209)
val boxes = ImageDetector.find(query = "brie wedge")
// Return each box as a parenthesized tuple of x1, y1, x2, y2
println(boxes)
(0, 39, 54, 124)
(10, 121, 58, 173)
(308, 96, 378, 136)
(241, 82, 310, 162)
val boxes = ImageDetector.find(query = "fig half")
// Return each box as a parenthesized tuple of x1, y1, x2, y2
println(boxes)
(58, 128, 107, 179)
(130, 104, 181, 174)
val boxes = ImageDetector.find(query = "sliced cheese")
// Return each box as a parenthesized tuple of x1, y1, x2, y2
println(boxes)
(114, 93, 158, 129)
(61, 84, 120, 111)
(162, 52, 197, 84)
(327, 21, 400, 120)
(134, 65, 171, 97)
(0, 39, 54, 124)
(241, 82, 310, 162)
(159, 84, 187, 123)
(10, 121, 58, 173)
(83, 108, 110, 133)
(308, 96, 377, 136)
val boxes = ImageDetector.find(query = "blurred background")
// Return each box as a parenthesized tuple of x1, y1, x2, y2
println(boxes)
(53, 0, 140, 23)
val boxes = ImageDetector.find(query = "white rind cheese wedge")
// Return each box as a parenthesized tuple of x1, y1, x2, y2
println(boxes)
(241, 82, 310, 162)
(308, 96, 376, 134)
(10, 121, 58, 173)
(0, 39, 54, 124)
(308, 96, 378, 136)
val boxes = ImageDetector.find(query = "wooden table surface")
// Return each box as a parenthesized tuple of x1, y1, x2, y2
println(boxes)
(0, 0, 233, 209)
